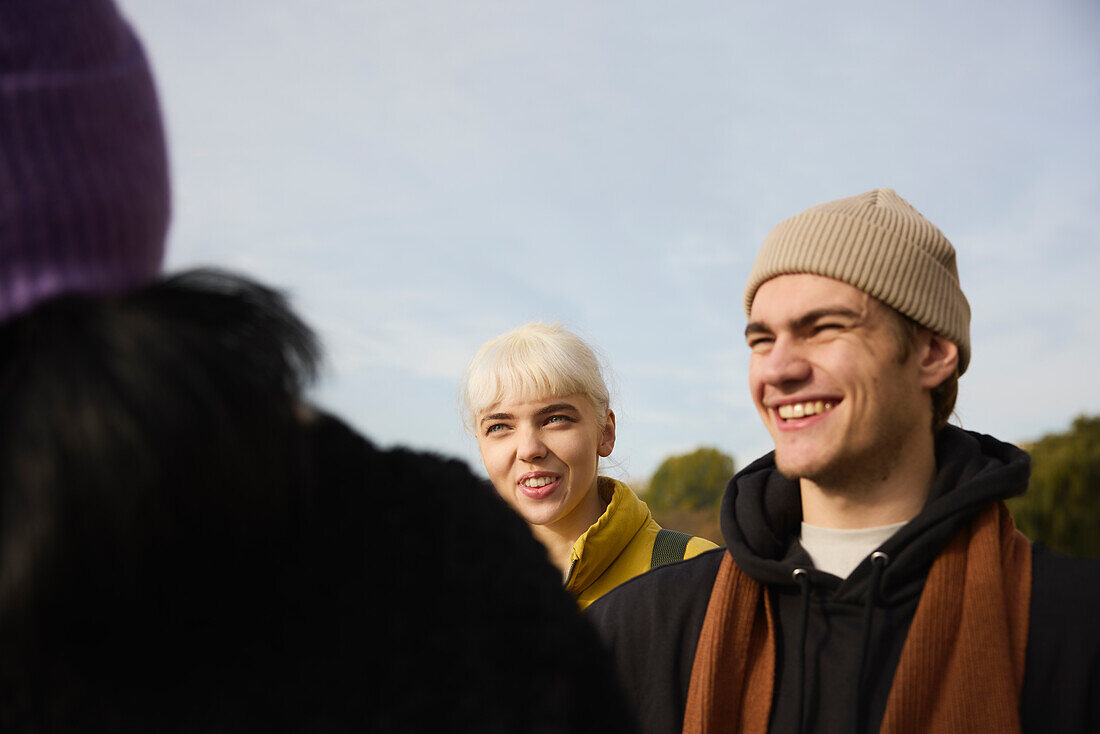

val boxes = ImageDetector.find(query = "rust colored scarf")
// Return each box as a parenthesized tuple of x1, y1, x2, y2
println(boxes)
(683, 502, 1032, 734)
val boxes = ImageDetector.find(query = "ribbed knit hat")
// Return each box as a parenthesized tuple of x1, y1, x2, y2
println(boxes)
(0, 0, 170, 324)
(743, 188, 970, 374)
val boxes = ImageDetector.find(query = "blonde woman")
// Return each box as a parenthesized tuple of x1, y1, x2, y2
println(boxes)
(462, 322, 716, 608)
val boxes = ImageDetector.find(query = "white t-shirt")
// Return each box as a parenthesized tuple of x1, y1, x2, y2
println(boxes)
(799, 520, 907, 579)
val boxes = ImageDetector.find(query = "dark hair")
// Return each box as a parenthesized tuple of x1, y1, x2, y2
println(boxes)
(888, 309, 959, 432)
(0, 269, 320, 727)
(0, 269, 632, 731)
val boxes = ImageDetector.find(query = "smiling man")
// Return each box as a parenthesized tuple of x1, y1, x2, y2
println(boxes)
(588, 189, 1100, 734)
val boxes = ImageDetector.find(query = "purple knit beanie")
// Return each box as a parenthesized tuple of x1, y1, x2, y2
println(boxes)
(0, 0, 170, 323)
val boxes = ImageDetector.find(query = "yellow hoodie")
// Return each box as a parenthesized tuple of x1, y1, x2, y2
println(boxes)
(565, 477, 717, 609)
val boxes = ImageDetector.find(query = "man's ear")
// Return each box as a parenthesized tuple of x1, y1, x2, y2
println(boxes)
(918, 332, 959, 390)
(598, 410, 616, 458)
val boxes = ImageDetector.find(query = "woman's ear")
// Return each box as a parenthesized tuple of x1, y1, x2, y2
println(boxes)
(598, 410, 616, 458)
(918, 332, 959, 390)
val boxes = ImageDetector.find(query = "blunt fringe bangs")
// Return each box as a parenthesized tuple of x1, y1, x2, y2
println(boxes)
(462, 322, 610, 431)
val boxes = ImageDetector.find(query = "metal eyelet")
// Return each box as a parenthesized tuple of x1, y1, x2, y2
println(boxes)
(870, 551, 890, 567)
(792, 567, 809, 582)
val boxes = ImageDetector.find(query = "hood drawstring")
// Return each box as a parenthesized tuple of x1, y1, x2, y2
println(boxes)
(852, 551, 890, 734)
(792, 567, 812, 734)
(792, 552, 890, 734)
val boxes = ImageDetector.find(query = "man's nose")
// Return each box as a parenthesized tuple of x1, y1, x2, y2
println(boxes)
(758, 335, 812, 386)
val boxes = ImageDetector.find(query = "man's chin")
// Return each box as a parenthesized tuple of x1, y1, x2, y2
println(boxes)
(772, 451, 829, 483)
(774, 463, 806, 481)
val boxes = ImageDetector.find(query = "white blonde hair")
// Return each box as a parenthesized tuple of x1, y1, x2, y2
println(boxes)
(461, 322, 611, 432)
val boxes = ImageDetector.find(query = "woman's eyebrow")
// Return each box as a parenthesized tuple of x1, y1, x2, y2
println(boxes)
(536, 403, 579, 416)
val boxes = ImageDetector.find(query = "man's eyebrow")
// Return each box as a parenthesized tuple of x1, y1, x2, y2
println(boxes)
(480, 412, 511, 423)
(745, 321, 771, 338)
(792, 307, 862, 330)
(745, 307, 862, 338)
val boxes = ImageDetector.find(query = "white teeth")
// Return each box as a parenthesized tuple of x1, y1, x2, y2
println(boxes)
(522, 476, 556, 488)
(777, 401, 835, 420)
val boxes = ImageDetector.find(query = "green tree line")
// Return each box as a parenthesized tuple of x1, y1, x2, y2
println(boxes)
(1007, 415, 1100, 558)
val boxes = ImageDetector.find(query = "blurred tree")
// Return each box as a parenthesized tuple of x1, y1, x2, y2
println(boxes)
(646, 447, 734, 513)
(1007, 415, 1100, 558)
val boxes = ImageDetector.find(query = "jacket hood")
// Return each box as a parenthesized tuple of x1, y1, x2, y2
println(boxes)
(720, 425, 1030, 604)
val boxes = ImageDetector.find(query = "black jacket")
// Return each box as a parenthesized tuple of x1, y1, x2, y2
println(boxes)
(587, 427, 1100, 734)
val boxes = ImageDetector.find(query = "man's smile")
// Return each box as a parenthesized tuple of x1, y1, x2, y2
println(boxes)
(775, 399, 838, 422)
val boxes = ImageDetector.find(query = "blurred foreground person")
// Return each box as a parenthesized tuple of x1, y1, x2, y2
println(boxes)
(0, 2, 633, 731)
(588, 189, 1100, 733)
(463, 322, 715, 609)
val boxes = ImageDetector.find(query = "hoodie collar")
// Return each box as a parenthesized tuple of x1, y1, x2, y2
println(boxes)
(721, 426, 1031, 603)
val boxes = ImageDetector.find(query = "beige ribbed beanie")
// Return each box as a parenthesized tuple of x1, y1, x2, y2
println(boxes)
(743, 188, 970, 374)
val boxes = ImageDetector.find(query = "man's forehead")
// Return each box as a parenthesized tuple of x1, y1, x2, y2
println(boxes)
(750, 273, 877, 321)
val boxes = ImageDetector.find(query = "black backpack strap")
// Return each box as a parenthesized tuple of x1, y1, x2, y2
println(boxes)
(650, 528, 693, 569)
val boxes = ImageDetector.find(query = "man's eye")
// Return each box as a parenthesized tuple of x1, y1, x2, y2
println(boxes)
(485, 423, 507, 435)
(546, 415, 574, 426)
(747, 337, 773, 350)
(813, 323, 843, 334)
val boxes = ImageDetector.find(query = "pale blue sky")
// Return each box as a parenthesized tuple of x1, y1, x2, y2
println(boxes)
(119, 0, 1100, 483)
